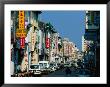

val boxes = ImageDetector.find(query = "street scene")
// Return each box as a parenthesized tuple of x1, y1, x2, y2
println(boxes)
(11, 11, 100, 77)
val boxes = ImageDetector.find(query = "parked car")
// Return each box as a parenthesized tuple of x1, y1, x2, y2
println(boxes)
(29, 64, 41, 76)
(53, 62, 59, 70)
(56, 63, 61, 70)
(49, 63, 57, 72)
(38, 61, 50, 74)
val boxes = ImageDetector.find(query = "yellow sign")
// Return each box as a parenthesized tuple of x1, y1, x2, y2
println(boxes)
(16, 28, 27, 38)
(16, 10, 27, 38)
(19, 11, 25, 29)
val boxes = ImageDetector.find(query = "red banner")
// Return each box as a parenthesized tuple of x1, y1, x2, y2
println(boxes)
(46, 38, 50, 48)
(20, 37, 25, 48)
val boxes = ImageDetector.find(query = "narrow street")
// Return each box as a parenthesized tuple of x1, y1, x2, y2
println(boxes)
(42, 67, 93, 77)
(10, 11, 100, 77)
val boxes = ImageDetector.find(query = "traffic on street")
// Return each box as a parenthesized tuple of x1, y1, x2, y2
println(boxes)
(11, 11, 100, 77)
(11, 60, 97, 77)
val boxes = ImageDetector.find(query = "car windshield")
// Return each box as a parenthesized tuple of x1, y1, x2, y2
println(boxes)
(39, 63, 43, 68)
(39, 63, 48, 68)
(44, 63, 47, 68)
(50, 63, 54, 67)
(30, 65, 39, 69)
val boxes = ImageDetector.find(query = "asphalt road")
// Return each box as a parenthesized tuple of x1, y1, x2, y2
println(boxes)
(42, 67, 93, 77)
(13, 67, 96, 77)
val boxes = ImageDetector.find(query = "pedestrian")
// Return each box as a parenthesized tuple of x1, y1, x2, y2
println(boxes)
(65, 67, 71, 76)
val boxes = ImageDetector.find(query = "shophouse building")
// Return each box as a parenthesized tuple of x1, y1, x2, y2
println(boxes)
(84, 11, 100, 76)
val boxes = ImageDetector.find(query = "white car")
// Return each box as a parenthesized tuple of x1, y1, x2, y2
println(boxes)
(38, 61, 50, 74)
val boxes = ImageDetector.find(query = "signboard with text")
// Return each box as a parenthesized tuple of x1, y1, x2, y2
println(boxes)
(16, 29, 27, 37)
(16, 11, 26, 48)
(46, 38, 50, 48)
(19, 11, 25, 29)
(31, 32, 36, 51)
(16, 11, 27, 38)
(20, 37, 25, 49)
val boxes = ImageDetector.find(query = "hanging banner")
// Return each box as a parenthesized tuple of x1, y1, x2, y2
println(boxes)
(46, 37, 50, 48)
(16, 10, 26, 38)
(19, 11, 25, 29)
(16, 29, 27, 38)
(20, 37, 25, 48)
(17, 11, 26, 49)
(31, 32, 36, 51)
(55, 36, 58, 54)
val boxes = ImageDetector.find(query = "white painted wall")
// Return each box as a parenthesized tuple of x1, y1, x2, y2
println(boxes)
(10, 61, 14, 75)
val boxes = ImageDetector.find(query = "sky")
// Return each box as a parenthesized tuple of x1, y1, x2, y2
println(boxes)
(38, 11, 86, 51)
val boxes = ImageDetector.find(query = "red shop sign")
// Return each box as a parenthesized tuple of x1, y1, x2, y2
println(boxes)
(46, 38, 50, 48)
(20, 37, 25, 48)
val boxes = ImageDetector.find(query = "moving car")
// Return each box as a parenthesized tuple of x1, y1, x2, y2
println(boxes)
(29, 64, 41, 76)
(49, 63, 57, 72)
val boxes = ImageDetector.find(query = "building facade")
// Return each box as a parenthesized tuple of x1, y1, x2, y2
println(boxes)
(84, 11, 100, 76)
(11, 11, 81, 76)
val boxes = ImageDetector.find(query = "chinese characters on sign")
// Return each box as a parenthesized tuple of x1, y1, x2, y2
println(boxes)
(46, 37, 50, 48)
(20, 37, 25, 48)
(19, 11, 25, 29)
(16, 11, 26, 48)
(31, 32, 36, 51)
(16, 29, 27, 38)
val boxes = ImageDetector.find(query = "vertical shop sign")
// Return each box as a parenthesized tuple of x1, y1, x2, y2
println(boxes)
(31, 32, 36, 51)
(46, 37, 50, 48)
(55, 36, 58, 54)
(20, 37, 25, 48)
(18, 11, 26, 48)
(19, 11, 25, 29)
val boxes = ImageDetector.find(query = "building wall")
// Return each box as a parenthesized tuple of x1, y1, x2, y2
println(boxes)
(77, 51, 84, 60)
(38, 29, 43, 55)
(21, 49, 28, 72)
(82, 36, 88, 52)
(84, 11, 100, 70)
(50, 33, 59, 62)
(86, 11, 100, 30)
(50, 33, 55, 62)
(21, 11, 40, 72)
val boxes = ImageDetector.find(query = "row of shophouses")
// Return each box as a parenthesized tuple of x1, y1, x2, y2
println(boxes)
(82, 11, 100, 76)
(11, 11, 100, 75)
(11, 11, 81, 73)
